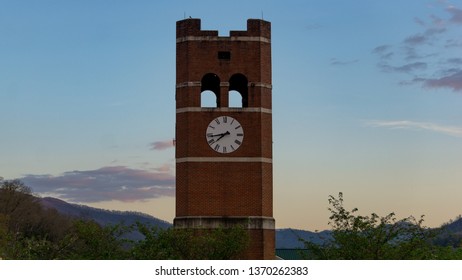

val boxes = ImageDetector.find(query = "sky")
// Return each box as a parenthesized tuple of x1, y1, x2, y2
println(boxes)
(1, 0, 462, 230)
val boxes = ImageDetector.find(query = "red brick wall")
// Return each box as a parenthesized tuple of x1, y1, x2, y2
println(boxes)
(175, 18, 274, 259)
(176, 161, 272, 217)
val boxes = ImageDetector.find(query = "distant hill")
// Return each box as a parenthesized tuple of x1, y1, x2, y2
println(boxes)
(40, 197, 171, 229)
(441, 216, 462, 233)
(40, 197, 462, 248)
(39, 197, 323, 247)
(40, 197, 171, 240)
(433, 215, 462, 247)
(276, 228, 332, 248)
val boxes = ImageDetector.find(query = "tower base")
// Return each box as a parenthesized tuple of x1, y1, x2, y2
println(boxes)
(174, 216, 275, 260)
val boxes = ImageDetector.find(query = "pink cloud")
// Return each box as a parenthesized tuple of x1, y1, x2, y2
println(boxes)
(421, 70, 462, 92)
(447, 6, 462, 24)
(150, 140, 174, 151)
(21, 166, 175, 203)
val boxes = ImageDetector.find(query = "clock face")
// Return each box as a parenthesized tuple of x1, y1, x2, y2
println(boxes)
(206, 116, 244, 154)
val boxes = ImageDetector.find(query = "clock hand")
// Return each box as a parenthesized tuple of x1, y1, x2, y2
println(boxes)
(208, 133, 224, 137)
(216, 131, 230, 142)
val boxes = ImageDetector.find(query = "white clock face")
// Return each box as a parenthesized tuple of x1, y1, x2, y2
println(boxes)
(206, 116, 244, 154)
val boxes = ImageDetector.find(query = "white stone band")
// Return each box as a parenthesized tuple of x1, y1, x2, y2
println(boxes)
(176, 107, 272, 114)
(175, 82, 272, 89)
(174, 216, 275, 230)
(176, 157, 272, 163)
(177, 36, 271, 43)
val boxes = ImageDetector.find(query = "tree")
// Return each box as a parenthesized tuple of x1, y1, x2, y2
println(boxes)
(60, 220, 130, 260)
(0, 213, 11, 258)
(302, 192, 439, 260)
(0, 180, 37, 233)
(130, 223, 249, 260)
(0, 180, 249, 260)
(0, 180, 78, 259)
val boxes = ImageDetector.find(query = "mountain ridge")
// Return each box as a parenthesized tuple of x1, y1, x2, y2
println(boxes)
(40, 196, 462, 249)
(40, 196, 171, 229)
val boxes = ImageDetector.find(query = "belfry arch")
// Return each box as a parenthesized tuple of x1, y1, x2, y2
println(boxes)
(229, 73, 248, 108)
(201, 73, 220, 107)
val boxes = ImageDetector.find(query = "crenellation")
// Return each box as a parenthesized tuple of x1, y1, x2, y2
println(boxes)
(177, 18, 271, 39)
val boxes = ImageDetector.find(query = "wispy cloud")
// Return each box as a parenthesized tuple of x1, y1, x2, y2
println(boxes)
(447, 58, 462, 65)
(305, 23, 322, 30)
(150, 139, 174, 151)
(379, 62, 427, 74)
(371, 2, 462, 92)
(414, 17, 426, 27)
(365, 120, 462, 138)
(403, 33, 428, 46)
(445, 38, 462, 48)
(372, 45, 394, 60)
(330, 58, 359, 66)
(21, 166, 175, 203)
(447, 6, 462, 24)
(418, 70, 462, 91)
(403, 27, 447, 46)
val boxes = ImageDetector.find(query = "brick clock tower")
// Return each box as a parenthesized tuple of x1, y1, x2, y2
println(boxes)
(174, 18, 274, 260)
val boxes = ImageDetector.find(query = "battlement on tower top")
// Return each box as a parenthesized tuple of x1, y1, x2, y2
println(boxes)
(176, 18, 271, 40)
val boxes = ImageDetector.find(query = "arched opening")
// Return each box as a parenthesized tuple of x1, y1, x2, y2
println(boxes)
(229, 73, 248, 108)
(201, 90, 217, 107)
(201, 73, 220, 107)
(229, 90, 242, 107)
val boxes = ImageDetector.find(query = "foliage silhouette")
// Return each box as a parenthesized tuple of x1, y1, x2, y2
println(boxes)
(0, 180, 249, 260)
(301, 192, 462, 260)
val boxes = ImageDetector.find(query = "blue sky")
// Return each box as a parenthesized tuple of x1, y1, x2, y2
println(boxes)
(1, 0, 461, 230)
